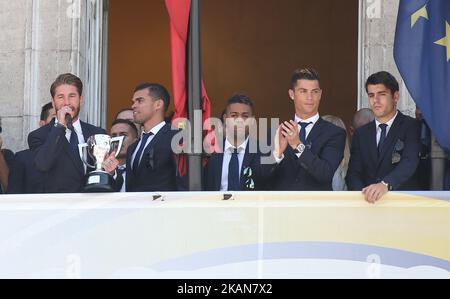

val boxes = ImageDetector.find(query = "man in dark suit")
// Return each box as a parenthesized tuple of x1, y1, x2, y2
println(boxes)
(123, 83, 179, 192)
(204, 94, 273, 191)
(108, 119, 138, 192)
(8, 102, 56, 194)
(28, 73, 106, 193)
(346, 71, 421, 203)
(0, 137, 14, 194)
(272, 68, 346, 191)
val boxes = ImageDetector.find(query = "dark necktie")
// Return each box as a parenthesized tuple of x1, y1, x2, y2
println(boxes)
(69, 129, 84, 171)
(378, 124, 388, 153)
(227, 148, 240, 191)
(69, 129, 79, 156)
(117, 165, 126, 177)
(132, 132, 153, 173)
(117, 165, 126, 190)
(298, 122, 312, 144)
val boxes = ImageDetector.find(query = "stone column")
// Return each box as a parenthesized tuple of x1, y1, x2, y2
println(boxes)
(359, 0, 416, 116)
(0, 0, 90, 152)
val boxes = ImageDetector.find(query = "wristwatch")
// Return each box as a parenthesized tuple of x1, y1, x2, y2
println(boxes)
(381, 180, 392, 191)
(293, 143, 306, 155)
(54, 122, 67, 130)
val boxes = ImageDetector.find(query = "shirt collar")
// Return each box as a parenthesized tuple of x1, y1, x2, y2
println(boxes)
(224, 137, 249, 154)
(72, 118, 82, 134)
(295, 113, 320, 125)
(375, 111, 398, 129)
(142, 121, 166, 138)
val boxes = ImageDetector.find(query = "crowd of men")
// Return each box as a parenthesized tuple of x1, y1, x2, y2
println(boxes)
(0, 69, 449, 202)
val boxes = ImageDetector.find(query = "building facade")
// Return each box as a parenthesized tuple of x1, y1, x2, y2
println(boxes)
(0, 0, 416, 152)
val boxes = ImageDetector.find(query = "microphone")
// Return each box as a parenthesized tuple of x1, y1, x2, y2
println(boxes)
(65, 113, 74, 131)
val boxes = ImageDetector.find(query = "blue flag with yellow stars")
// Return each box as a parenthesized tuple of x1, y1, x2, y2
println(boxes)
(394, 0, 450, 150)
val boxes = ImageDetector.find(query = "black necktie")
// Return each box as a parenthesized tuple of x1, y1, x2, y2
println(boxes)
(117, 166, 126, 190)
(69, 129, 84, 171)
(132, 132, 153, 173)
(378, 124, 388, 153)
(117, 165, 126, 177)
(69, 129, 79, 156)
(298, 122, 312, 144)
(227, 148, 240, 191)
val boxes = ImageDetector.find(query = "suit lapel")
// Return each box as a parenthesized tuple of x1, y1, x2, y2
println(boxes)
(126, 141, 138, 187)
(80, 121, 96, 173)
(240, 144, 256, 190)
(136, 123, 169, 174)
(214, 153, 224, 190)
(366, 121, 379, 166)
(305, 118, 323, 145)
(377, 112, 404, 166)
(126, 141, 138, 170)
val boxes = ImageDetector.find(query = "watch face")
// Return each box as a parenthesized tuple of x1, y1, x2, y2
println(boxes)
(298, 144, 306, 151)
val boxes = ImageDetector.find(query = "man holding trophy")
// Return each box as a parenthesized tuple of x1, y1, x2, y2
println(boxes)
(28, 73, 108, 193)
(121, 83, 180, 192)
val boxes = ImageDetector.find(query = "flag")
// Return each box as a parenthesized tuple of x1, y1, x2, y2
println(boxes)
(394, 0, 450, 150)
(165, 0, 213, 177)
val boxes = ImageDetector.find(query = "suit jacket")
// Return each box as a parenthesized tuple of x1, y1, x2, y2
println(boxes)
(445, 158, 450, 191)
(0, 149, 15, 194)
(28, 119, 106, 193)
(346, 111, 421, 191)
(7, 149, 44, 194)
(203, 140, 275, 191)
(272, 118, 346, 191)
(125, 123, 179, 192)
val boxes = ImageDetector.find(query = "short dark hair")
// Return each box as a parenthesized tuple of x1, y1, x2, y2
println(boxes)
(365, 71, 399, 95)
(290, 68, 321, 89)
(50, 73, 83, 98)
(225, 94, 255, 114)
(40, 102, 54, 121)
(134, 83, 170, 112)
(115, 108, 133, 120)
(111, 118, 139, 139)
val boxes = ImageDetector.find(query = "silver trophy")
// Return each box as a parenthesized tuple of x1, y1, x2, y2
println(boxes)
(78, 134, 124, 192)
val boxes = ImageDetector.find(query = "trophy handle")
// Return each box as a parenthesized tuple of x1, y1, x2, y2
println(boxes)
(78, 143, 96, 169)
(110, 136, 125, 158)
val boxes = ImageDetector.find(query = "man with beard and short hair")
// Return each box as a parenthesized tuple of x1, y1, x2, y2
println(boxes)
(28, 73, 106, 193)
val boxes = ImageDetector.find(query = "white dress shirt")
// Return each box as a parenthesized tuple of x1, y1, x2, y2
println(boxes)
(375, 111, 398, 146)
(131, 121, 166, 169)
(220, 138, 249, 191)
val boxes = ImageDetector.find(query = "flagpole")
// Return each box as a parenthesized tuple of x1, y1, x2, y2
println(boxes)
(187, 0, 203, 191)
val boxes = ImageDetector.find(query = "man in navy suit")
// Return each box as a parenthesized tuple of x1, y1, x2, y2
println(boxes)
(204, 94, 274, 191)
(122, 83, 179, 192)
(28, 73, 106, 193)
(272, 68, 346, 191)
(108, 119, 138, 192)
(8, 102, 56, 194)
(346, 71, 421, 203)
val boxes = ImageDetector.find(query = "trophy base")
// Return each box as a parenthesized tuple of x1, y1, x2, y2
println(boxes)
(83, 171, 115, 193)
